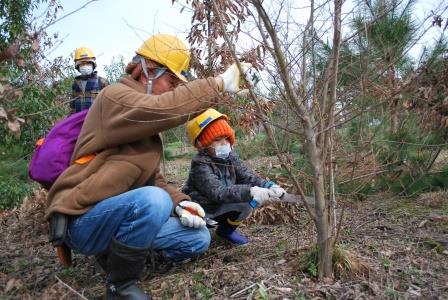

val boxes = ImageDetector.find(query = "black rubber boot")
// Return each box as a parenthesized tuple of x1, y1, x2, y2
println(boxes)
(105, 238, 150, 300)
(95, 252, 108, 273)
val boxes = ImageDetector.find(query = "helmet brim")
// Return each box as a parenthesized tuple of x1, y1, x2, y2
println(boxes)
(175, 72, 188, 82)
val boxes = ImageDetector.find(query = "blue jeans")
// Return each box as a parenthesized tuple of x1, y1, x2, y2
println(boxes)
(67, 186, 211, 262)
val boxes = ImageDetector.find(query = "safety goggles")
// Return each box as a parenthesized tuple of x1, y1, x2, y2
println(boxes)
(152, 67, 169, 79)
(153, 67, 191, 82)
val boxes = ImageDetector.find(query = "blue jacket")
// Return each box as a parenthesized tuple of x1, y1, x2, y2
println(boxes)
(70, 72, 108, 113)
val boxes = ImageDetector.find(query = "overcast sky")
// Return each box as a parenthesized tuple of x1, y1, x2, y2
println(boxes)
(40, 0, 193, 76)
(40, 0, 446, 77)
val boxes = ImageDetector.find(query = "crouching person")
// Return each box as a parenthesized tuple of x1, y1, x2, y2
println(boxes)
(45, 33, 256, 299)
(182, 109, 286, 246)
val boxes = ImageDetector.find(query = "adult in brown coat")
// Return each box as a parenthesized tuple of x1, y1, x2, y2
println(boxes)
(45, 34, 255, 300)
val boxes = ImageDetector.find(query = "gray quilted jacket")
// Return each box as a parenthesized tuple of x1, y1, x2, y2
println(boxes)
(182, 151, 271, 213)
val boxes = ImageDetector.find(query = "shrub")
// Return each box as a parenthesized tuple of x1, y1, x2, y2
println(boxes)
(0, 144, 37, 209)
(0, 176, 35, 209)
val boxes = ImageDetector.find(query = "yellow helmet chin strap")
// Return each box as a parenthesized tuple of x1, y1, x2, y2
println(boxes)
(136, 55, 169, 94)
(138, 56, 153, 94)
(227, 218, 242, 226)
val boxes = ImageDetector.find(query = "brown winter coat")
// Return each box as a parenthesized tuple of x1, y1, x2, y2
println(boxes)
(45, 76, 220, 219)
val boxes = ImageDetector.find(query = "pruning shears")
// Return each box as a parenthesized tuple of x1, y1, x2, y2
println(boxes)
(178, 204, 218, 227)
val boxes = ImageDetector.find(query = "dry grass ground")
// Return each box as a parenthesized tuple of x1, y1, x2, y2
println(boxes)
(1, 158, 447, 299)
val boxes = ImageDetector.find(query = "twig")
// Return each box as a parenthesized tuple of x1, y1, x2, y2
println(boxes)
(434, 285, 448, 290)
(41, 1, 99, 32)
(230, 282, 257, 298)
(230, 275, 276, 298)
(353, 219, 377, 231)
(333, 202, 346, 246)
(55, 275, 88, 300)
(371, 140, 448, 147)
(338, 168, 397, 185)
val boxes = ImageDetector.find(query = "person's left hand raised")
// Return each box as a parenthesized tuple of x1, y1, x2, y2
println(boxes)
(218, 63, 260, 93)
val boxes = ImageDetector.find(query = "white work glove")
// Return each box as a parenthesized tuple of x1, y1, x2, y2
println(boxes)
(268, 184, 286, 198)
(244, 66, 261, 87)
(175, 200, 206, 228)
(250, 186, 271, 206)
(219, 63, 260, 93)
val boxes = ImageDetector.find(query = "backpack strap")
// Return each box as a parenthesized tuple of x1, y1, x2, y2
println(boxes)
(97, 76, 103, 90)
(36, 138, 45, 146)
(75, 153, 96, 164)
(97, 75, 109, 90)
(75, 78, 85, 92)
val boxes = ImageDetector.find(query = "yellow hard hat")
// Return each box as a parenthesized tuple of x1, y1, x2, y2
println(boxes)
(136, 34, 190, 82)
(186, 108, 229, 145)
(74, 46, 96, 68)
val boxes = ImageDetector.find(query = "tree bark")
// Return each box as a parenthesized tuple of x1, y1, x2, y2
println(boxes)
(307, 139, 333, 278)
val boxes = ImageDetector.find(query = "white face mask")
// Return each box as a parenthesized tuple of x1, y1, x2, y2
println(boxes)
(214, 143, 232, 159)
(79, 65, 93, 76)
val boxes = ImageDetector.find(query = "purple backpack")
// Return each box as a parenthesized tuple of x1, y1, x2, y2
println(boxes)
(28, 109, 89, 190)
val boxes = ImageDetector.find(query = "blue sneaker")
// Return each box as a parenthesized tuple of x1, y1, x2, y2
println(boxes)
(216, 226, 249, 245)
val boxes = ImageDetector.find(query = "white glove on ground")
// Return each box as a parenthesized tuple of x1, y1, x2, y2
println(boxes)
(175, 200, 206, 228)
(219, 62, 258, 93)
(250, 186, 271, 206)
(268, 184, 286, 198)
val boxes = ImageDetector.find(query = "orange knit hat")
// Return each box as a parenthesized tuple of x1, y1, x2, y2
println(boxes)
(197, 118, 235, 148)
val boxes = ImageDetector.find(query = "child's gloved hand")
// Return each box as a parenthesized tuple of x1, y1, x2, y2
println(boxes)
(175, 201, 206, 228)
(268, 184, 286, 198)
(250, 186, 271, 206)
(218, 63, 259, 93)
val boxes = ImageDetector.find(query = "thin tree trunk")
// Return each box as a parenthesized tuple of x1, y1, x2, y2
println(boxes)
(328, 0, 342, 237)
(329, 130, 337, 236)
(319, 0, 342, 278)
(250, 0, 342, 279)
(308, 141, 332, 278)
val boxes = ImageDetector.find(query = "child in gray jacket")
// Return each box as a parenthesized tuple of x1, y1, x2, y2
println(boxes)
(183, 109, 286, 245)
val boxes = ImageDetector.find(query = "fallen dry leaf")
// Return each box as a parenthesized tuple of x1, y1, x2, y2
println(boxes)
(5, 278, 21, 292)
(0, 107, 6, 119)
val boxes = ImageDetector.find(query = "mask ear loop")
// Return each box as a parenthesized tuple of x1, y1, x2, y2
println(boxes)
(139, 56, 153, 94)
